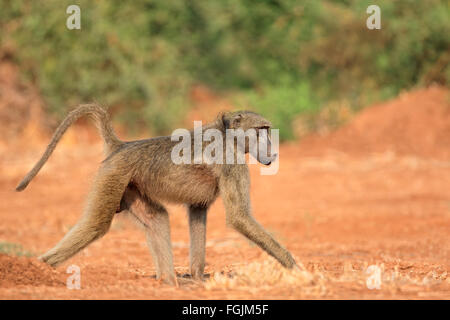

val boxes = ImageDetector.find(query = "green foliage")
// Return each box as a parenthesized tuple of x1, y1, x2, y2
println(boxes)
(0, 241, 33, 257)
(1, 0, 448, 138)
(244, 82, 318, 140)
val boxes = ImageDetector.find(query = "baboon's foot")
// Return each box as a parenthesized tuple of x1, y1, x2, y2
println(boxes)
(158, 273, 178, 287)
(280, 252, 298, 269)
(38, 251, 61, 267)
(154, 268, 178, 286)
(181, 272, 210, 281)
(190, 271, 205, 281)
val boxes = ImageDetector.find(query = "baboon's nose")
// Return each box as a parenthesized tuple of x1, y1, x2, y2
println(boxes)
(268, 153, 278, 162)
(263, 153, 278, 166)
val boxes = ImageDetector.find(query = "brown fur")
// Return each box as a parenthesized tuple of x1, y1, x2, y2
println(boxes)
(16, 104, 297, 285)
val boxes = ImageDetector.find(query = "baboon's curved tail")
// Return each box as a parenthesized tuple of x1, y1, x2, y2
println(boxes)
(16, 104, 123, 192)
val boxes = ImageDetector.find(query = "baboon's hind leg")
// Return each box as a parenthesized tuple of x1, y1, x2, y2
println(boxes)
(121, 187, 177, 285)
(40, 166, 130, 267)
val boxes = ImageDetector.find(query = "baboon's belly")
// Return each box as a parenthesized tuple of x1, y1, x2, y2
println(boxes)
(137, 164, 219, 206)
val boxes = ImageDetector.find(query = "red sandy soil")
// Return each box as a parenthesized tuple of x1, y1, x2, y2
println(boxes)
(0, 254, 65, 288)
(0, 73, 449, 299)
(297, 86, 450, 159)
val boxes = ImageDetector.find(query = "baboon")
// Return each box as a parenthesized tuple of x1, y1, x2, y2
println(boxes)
(16, 104, 297, 285)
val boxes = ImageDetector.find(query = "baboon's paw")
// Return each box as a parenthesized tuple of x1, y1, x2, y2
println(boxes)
(38, 252, 61, 268)
(156, 273, 178, 287)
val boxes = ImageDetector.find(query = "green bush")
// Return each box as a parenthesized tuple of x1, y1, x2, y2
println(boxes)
(243, 81, 318, 140)
(0, 241, 33, 257)
(1, 0, 448, 138)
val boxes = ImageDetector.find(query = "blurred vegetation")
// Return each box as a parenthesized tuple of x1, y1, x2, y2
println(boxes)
(0, 241, 33, 257)
(1, 0, 449, 139)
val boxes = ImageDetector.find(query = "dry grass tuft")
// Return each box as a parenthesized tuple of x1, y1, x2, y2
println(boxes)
(204, 258, 448, 298)
(204, 257, 327, 296)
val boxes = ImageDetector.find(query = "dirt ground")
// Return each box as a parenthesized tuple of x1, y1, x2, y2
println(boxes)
(0, 84, 449, 299)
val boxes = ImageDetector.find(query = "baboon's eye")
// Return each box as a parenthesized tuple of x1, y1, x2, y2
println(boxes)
(232, 114, 243, 127)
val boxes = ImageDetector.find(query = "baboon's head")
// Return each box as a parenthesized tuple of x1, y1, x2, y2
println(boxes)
(221, 111, 277, 166)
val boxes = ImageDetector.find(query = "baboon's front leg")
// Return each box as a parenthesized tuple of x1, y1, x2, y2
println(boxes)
(188, 205, 207, 279)
(40, 166, 130, 267)
(219, 167, 297, 269)
(121, 187, 177, 285)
